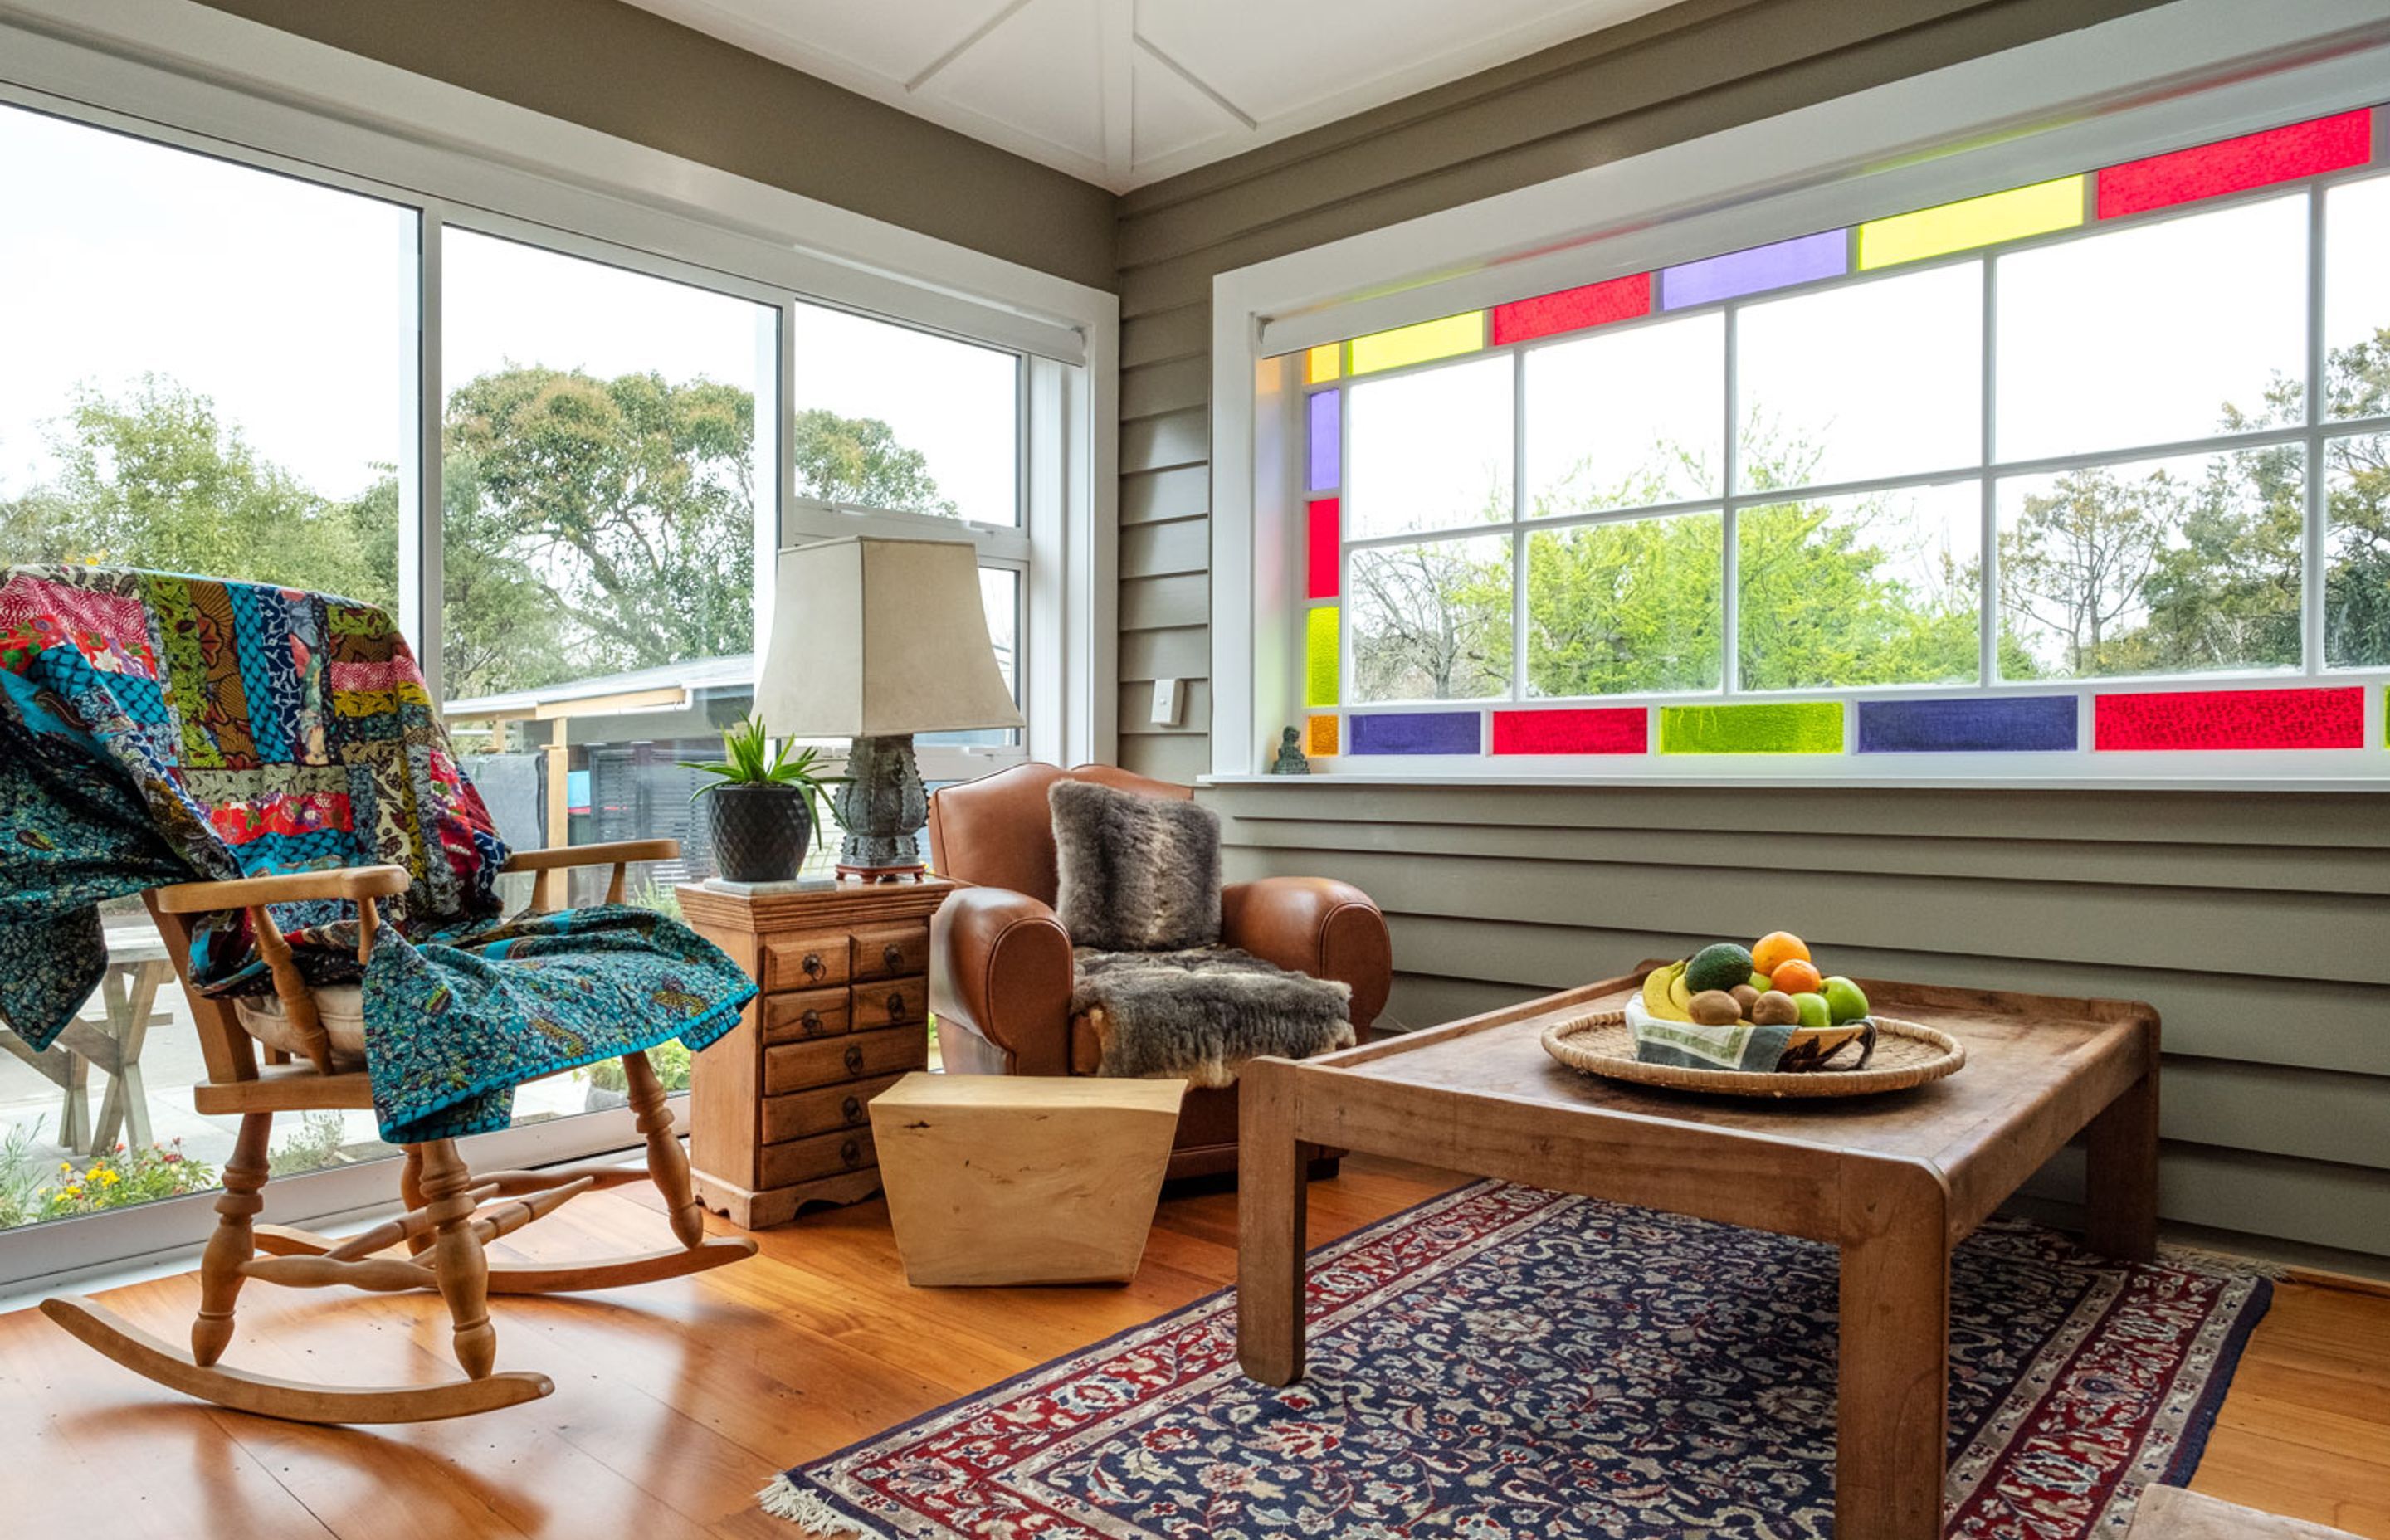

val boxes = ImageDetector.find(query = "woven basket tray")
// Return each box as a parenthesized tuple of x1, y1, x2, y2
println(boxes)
(1541, 1010, 1966, 1099)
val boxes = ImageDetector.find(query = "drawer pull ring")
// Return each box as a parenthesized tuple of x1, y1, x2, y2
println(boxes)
(800, 1008, 822, 1033)
(802, 952, 826, 979)
(885, 992, 907, 1021)
(883, 943, 905, 970)
(843, 1043, 866, 1075)
(841, 1094, 861, 1123)
(840, 1138, 861, 1167)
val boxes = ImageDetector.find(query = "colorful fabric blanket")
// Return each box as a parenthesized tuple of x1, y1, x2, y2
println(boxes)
(0, 566, 754, 1143)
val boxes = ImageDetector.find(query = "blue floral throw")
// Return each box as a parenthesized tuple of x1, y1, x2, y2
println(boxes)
(0, 565, 754, 1143)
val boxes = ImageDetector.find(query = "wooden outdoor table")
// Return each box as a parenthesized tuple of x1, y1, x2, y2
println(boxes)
(1236, 968, 2160, 1540)
(0, 923, 173, 1154)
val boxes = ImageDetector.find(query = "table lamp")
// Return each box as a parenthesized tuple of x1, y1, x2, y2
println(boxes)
(754, 535, 1023, 880)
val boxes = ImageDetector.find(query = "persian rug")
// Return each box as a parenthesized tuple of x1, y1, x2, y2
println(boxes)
(0, 564, 754, 1143)
(761, 1182, 2271, 1539)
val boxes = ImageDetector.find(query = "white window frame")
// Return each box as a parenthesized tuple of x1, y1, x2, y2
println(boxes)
(1210, 0, 2390, 789)
(0, 0, 1115, 1286)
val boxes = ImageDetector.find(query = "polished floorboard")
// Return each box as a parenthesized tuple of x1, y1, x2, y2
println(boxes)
(0, 1154, 2383, 1539)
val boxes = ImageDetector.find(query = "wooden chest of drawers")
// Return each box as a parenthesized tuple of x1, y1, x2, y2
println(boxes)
(679, 876, 954, 1229)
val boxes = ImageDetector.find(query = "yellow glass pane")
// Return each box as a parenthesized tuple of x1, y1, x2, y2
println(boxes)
(1305, 344, 1341, 384)
(1305, 714, 1339, 757)
(1305, 606, 1340, 707)
(1347, 312, 1484, 375)
(1856, 177, 2085, 270)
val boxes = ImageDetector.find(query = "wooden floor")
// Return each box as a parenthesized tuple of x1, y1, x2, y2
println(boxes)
(1, 1154, 2384, 1539)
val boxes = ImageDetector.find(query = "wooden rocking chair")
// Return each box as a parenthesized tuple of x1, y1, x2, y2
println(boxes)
(41, 838, 756, 1425)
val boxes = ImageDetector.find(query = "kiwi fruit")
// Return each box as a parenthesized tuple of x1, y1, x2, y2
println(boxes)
(1749, 990, 1800, 1026)
(1688, 989, 1742, 1026)
(1729, 984, 1760, 1016)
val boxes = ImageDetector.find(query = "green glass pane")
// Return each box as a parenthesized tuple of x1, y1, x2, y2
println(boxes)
(1658, 701, 1844, 754)
(1306, 606, 1340, 707)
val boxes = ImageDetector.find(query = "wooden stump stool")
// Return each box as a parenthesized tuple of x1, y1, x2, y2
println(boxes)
(870, 1073, 1185, 1286)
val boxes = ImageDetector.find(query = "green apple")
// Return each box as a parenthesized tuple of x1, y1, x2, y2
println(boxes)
(1792, 992, 1832, 1031)
(1749, 971, 1773, 991)
(1822, 976, 1870, 1025)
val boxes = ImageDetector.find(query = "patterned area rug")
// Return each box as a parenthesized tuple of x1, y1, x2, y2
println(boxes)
(762, 1182, 2271, 1538)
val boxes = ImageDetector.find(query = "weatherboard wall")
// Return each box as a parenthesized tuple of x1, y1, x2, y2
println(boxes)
(1202, 778, 2390, 1270)
(1110, 0, 2169, 782)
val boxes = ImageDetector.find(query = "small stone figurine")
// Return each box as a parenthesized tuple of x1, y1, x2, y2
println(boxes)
(1269, 724, 1311, 775)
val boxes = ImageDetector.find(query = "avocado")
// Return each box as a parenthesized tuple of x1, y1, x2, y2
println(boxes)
(1685, 942, 1756, 995)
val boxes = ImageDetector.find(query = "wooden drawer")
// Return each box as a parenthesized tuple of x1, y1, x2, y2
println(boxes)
(763, 987, 851, 1044)
(850, 976, 929, 1032)
(762, 931, 851, 993)
(852, 921, 929, 982)
(761, 1073, 905, 1144)
(763, 1023, 929, 1095)
(760, 1125, 876, 1188)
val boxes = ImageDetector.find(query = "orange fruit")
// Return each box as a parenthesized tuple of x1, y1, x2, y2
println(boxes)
(1752, 931, 1812, 977)
(1768, 958, 1824, 997)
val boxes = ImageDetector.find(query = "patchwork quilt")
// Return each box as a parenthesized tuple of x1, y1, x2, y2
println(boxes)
(0, 565, 754, 1143)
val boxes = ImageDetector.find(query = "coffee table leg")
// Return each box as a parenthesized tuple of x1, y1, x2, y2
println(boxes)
(1837, 1163, 1949, 1540)
(2084, 1068, 2158, 1262)
(1237, 1056, 1306, 1386)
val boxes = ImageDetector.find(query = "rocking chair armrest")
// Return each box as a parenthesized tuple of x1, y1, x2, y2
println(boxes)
(497, 840, 679, 874)
(153, 865, 412, 914)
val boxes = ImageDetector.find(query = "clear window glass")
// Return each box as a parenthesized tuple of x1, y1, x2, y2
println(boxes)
(0, 104, 417, 1221)
(1525, 511, 1724, 697)
(1997, 193, 2309, 459)
(1734, 261, 1981, 492)
(1524, 312, 1724, 515)
(788, 302, 1020, 526)
(2324, 174, 2390, 424)
(1347, 533, 1513, 701)
(2323, 431, 2390, 669)
(918, 566, 1022, 748)
(1996, 444, 2305, 679)
(1738, 480, 1983, 690)
(1346, 354, 1514, 539)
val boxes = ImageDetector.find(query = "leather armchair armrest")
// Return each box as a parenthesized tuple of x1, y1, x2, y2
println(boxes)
(929, 885, 1075, 1076)
(1222, 876, 1393, 1030)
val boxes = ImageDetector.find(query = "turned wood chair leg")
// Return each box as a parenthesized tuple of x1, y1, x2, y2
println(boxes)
(192, 1111, 272, 1368)
(622, 1050, 706, 1250)
(415, 1139, 496, 1380)
(401, 1146, 433, 1256)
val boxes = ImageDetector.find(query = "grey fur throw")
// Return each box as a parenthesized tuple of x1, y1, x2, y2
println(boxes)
(1074, 947, 1354, 1086)
(1050, 780, 1222, 951)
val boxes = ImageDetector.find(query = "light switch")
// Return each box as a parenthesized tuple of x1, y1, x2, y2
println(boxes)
(1150, 678, 1182, 727)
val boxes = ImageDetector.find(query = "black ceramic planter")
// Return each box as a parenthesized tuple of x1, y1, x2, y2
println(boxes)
(706, 784, 812, 883)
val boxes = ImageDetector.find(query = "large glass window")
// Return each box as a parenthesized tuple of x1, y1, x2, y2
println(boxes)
(1296, 109, 2390, 758)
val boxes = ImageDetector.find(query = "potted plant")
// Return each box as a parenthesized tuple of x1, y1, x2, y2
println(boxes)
(683, 715, 843, 883)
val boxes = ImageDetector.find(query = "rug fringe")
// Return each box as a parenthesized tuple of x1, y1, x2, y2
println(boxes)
(757, 1474, 890, 1538)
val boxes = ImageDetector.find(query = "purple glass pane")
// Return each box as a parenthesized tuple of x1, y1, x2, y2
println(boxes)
(1307, 389, 1341, 493)
(1856, 694, 2077, 753)
(1660, 229, 1848, 311)
(1349, 710, 1481, 755)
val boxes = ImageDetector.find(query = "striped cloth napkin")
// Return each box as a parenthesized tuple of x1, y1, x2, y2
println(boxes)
(1626, 997, 1795, 1072)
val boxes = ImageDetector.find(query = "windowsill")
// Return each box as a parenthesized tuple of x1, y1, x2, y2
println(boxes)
(1200, 771, 2388, 793)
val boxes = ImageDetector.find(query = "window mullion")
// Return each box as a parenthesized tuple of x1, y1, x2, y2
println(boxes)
(410, 208, 446, 700)
(1510, 348, 1529, 705)
(2304, 186, 2328, 676)
(1719, 305, 1739, 697)
(1980, 253, 2000, 688)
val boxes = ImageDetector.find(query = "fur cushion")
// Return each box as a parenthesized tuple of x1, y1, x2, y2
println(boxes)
(1050, 780, 1222, 951)
(1073, 947, 1354, 1086)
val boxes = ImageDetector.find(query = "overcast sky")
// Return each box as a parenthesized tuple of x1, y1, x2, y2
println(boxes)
(0, 101, 1019, 525)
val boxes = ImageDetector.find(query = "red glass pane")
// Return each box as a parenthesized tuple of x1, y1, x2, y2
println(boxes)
(1490, 273, 1651, 347)
(2096, 110, 2373, 220)
(1307, 497, 1339, 599)
(1491, 707, 1649, 755)
(2093, 686, 2364, 750)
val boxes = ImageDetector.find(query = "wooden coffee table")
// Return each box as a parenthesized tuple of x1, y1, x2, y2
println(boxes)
(1236, 967, 2159, 1540)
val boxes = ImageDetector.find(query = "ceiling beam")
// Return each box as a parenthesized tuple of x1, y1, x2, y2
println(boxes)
(905, 0, 1037, 93)
(1133, 32, 1256, 130)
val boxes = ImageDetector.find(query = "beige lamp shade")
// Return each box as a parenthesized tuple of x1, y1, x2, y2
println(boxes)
(754, 535, 1024, 738)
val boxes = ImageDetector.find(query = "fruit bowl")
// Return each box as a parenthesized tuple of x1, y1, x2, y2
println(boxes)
(1636, 932, 1885, 1073)
(1542, 1008, 1966, 1099)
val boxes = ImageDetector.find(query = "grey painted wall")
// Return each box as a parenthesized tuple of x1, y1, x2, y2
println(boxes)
(1111, 0, 2388, 1266)
(1206, 780, 2390, 1266)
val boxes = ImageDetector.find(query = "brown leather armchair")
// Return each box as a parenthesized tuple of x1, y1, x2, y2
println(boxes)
(926, 763, 1393, 1180)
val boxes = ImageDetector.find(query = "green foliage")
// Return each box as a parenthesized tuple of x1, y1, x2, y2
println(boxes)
(268, 1110, 354, 1177)
(583, 1042, 691, 1094)
(680, 714, 846, 825)
(38, 1139, 217, 1218)
(0, 1120, 46, 1231)
(791, 407, 958, 517)
(0, 378, 394, 610)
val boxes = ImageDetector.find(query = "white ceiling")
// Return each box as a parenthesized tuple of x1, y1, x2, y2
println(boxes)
(621, 0, 1681, 192)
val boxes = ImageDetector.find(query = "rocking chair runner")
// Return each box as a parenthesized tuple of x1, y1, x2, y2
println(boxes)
(41, 837, 757, 1425)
